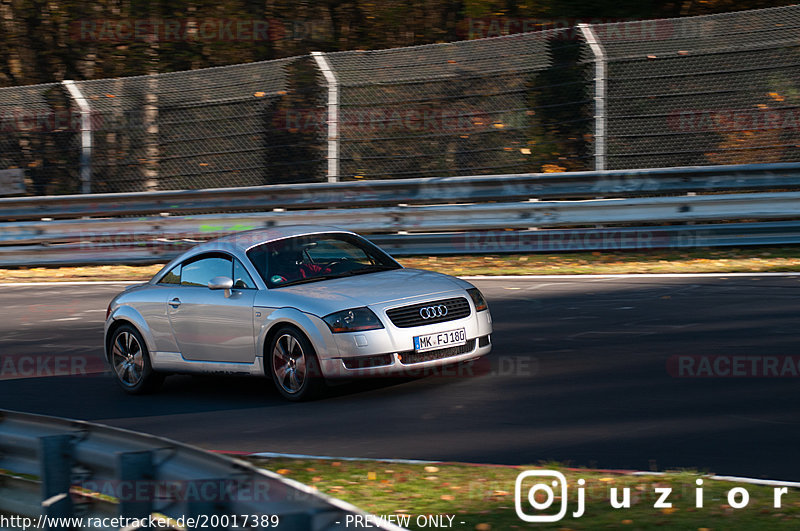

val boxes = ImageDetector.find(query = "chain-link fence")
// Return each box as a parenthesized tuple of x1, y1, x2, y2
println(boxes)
(596, 5, 800, 169)
(322, 29, 592, 180)
(0, 83, 80, 195)
(77, 56, 323, 193)
(1, 5, 799, 195)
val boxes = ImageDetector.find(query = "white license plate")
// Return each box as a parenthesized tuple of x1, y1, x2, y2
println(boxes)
(413, 328, 466, 352)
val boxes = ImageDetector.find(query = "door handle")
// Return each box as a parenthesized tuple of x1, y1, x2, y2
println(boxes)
(169, 298, 182, 308)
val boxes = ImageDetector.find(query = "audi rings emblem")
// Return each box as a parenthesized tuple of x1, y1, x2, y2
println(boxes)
(420, 305, 448, 320)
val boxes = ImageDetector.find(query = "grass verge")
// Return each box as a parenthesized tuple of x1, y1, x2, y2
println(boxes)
(1, 246, 800, 282)
(251, 457, 800, 530)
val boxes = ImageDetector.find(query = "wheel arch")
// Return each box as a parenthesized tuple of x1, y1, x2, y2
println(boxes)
(104, 306, 157, 362)
(262, 316, 328, 400)
(258, 308, 337, 376)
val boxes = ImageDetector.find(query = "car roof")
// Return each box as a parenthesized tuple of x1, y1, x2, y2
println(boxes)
(150, 225, 369, 286)
(197, 225, 356, 253)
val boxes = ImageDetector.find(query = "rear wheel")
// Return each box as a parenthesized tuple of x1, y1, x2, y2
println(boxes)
(269, 327, 325, 401)
(109, 324, 163, 394)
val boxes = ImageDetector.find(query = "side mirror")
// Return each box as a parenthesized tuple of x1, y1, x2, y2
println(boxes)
(208, 276, 234, 296)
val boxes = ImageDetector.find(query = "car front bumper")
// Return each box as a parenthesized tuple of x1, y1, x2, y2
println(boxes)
(316, 306, 493, 379)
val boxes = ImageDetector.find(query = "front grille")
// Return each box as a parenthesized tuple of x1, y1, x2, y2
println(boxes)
(399, 339, 476, 365)
(385, 297, 471, 328)
(343, 354, 394, 370)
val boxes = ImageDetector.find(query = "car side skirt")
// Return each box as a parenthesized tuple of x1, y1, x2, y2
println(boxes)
(150, 351, 266, 376)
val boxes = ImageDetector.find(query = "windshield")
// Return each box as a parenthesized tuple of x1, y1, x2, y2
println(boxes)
(246, 233, 402, 288)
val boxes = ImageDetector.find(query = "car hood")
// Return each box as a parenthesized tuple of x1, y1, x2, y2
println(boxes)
(254, 268, 470, 316)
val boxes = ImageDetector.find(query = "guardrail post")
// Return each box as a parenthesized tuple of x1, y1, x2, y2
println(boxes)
(186, 495, 234, 530)
(577, 24, 607, 171)
(62, 80, 93, 194)
(39, 435, 75, 521)
(118, 451, 155, 519)
(144, 75, 160, 191)
(311, 52, 340, 183)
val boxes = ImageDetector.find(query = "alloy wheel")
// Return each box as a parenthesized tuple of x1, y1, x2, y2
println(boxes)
(112, 331, 144, 387)
(272, 333, 307, 394)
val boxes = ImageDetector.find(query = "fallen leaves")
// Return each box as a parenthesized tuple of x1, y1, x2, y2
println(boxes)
(253, 458, 790, 531)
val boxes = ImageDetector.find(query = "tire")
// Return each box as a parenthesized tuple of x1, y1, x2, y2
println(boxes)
(109, 324, 163, 394)
(268, 326, 325, 401)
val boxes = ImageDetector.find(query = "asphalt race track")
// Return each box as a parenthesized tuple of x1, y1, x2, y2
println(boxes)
(1, 276, 798, 481)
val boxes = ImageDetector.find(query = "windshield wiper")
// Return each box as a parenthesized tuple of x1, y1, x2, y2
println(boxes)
(275, 276, 332, 287)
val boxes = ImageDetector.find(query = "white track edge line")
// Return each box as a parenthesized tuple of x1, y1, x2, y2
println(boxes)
(707, 475, 800, 488)
(460, 272, 800, 279)
(248, 452, 437, 465)
(0, 281, 141, 286)
(248, 452, 800, 487)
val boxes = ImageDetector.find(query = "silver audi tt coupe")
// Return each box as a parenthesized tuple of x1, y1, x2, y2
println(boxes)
(104, 226, 493, 400)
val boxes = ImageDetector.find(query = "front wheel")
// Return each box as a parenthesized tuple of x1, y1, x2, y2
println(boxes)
(109, 324, 163, 394)
(269, 327, 325, 401)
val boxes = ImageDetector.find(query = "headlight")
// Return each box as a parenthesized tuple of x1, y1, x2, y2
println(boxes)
(323, 307, 384, 333)
(467, 288, 488, 312)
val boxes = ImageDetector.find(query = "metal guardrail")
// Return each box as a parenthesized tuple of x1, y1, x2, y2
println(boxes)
(1, 162, 799, 221)
(1, 162, 800, 267)
(2, 190, 800, 244)
(1, 222, 799, 267)
(0, 409, 402, 531)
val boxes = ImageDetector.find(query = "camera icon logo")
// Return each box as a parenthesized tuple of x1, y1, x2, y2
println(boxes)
(514, 470, 568, 522)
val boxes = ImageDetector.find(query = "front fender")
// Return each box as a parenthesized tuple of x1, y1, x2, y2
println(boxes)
(257, 307, 340, 362)
(105, 306, 158, 362)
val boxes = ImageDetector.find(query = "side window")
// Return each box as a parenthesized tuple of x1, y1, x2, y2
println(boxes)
(159, 264, 181, 285)
(181, 254, 232, 287)
(233, 259, 256, 289)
